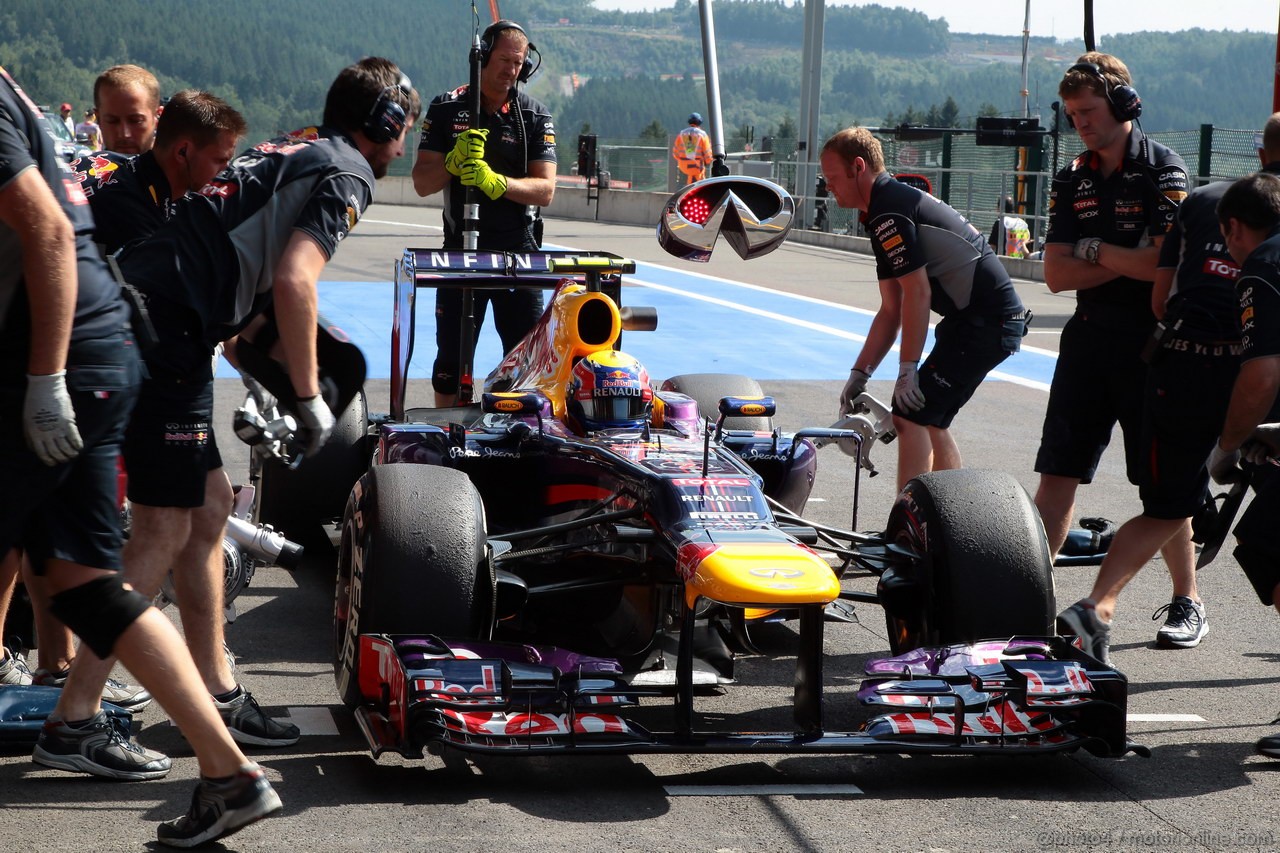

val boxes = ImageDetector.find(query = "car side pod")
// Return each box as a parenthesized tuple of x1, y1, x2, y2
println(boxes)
(658, 176, 795, 262)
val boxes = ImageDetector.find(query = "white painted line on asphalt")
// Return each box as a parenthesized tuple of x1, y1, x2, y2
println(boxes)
(287, 706, 341, 735)
(1126, 713, 1206, 722)
(363, 218, 443, 231)
(664, 784, 864, 796)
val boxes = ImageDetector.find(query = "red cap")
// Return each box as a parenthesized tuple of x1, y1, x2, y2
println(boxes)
(60, 102, 71, 111)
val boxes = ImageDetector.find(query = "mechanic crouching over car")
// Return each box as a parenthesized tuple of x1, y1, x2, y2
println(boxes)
(819, 126, 1030, 493)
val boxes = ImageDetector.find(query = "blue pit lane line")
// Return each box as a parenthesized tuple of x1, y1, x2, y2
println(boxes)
(218, 247, 1057, 390)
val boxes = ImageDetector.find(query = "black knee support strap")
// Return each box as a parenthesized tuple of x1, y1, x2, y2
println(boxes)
(50, 574, 151, 659)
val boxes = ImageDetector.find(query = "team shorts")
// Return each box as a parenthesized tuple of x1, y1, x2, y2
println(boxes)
(433, 287, 545, 396)
(121, 300, 221, 508)
(0, 328, 140, 574)
(1233, 464, 1280, 606)
(1137, 338, 1240, 518)
(894, 312, 1027, 429)
(1035, 311, 1152, 484)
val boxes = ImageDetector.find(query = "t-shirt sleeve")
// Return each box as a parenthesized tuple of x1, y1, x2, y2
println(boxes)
(0, 105, 37, 191)
(1239, 266, 1280, 361)
(418, 96, 451, 154)
(528, 103, 556, 164)
(1043, 173, 1077, 246)
(867, 211, 922, 280)
(293, 171, 373, 260)
(1148, 161, 1188, 238)
(1156, 207, 1184, 270)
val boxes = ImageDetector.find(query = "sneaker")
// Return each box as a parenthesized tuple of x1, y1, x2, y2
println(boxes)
(1056, 599, 1113, 666)
(1259, 732, 1280, 759)
(156, 763, 282, 848)
(0, 647, 33, 685)
(213, 687, 299, 747)
(1153, 595, 1209, 648)
(33, 666, 153, 712)
(32, 711, 171, 781)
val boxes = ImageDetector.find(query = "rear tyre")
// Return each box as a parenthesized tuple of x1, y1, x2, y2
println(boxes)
(661, 373, 773, 431)
(882, 469, 1055, 654)
(255, 390, 368, 547)
(334, 464, 490, 708)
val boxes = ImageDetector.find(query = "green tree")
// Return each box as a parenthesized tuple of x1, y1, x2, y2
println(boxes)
(639, 119, 667, 142)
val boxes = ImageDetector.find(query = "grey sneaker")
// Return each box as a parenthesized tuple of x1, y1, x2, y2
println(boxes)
(32, 711, 171, 781)
(213, 687, 299, 747)
(0, 647, 33, 685)
(33, 666, 153, 712)
(1153, 595, 1209, 648)
(157, 763, 282, 848)
(1056, 599, 1113, 666)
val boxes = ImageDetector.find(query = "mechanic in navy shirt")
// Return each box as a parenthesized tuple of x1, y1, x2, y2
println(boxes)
(1206, 164, 1280, 760)
(820, 125, 1029, 492)
(0, 65, 280, 844)
(412, 19, 557, 407)
(39, 90, 284, 756)
(44, 57, 419, 749)
(1039, 54, 1193, 665)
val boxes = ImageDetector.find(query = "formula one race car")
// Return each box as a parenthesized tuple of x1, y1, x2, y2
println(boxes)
(330, 177, 1141, 764)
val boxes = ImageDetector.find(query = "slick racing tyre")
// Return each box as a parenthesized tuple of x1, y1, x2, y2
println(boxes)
(255, 389, 368, 547)
(661, 373, 773, 432)
(881, 469, 1055, 655)
(334, 464, 491, 709)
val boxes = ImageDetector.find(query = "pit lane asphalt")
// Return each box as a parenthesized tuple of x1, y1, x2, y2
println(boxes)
(4, 206, 1278, 852)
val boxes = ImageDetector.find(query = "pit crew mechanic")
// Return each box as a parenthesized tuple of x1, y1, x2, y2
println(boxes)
(94, 64, 161, 157)
(1057, 114, 1250, 665)
(820, 126, 1030, 493)
(1032, 54, 1192, 661)
(42, 57, 419, 761)
(411, 19, 557, 407)
(42, 89, 297, 769)
(0, 63, 280, 846)
(1205, 166, 1280, 760)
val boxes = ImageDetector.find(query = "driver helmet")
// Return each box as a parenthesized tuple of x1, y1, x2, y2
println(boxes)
(567, 350, 653, 432)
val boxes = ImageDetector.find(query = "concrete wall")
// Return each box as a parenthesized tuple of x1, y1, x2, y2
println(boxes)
(378, 176, 1046, 283)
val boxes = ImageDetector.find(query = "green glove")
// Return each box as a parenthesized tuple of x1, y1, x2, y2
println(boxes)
(444, 128, 488, 176)
(459, 157, 508, 200)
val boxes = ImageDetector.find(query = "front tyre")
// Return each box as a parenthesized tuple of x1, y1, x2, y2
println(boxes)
(334, 464, 490, 709)
(881, 469, 1055, 654)
(661, 373, 773, 432)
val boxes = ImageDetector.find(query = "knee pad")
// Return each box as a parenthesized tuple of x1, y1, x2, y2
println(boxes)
(50, 574, 151, 659)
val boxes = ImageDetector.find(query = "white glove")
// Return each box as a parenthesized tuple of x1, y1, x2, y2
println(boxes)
(241, 373, 277, 413)
(295, 395, 335, 458)
(839, 368, 871, 416)
(24, 372, 83, 466)
(894, 361, 926, 412)
(1207, 441, 1242, 485)
(1242, 423, 1280, 465)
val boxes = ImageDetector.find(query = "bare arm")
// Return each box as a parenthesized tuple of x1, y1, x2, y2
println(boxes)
(1152, 267, 1174, 320)
(499, 158, 555, 208)
(0, 168, 75, 375)
(1219, 356, 1280, 452)
(272, 231, 330, 400)
(1043, 236, 1165, 294)
(411, 149, 449, 198)
(894, 267, 932, 364)
(854, 278, 905, 372)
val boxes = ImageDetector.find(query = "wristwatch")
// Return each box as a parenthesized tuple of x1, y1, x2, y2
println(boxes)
(1078, 237, 1102, 264)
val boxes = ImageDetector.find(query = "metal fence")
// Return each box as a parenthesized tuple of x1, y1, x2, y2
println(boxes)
(586, 125, 1264, 250)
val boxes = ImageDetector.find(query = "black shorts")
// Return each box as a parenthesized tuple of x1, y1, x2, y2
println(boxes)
(0, 328, 140, 574)
(1035, 312, 1152, 484)
(1137, 339, 1240, 519)
(122, 302, 221, 508)
(894, 312, 1025, 429)
(1233, 465, 1280, 606)
(433, 287, 544, 396)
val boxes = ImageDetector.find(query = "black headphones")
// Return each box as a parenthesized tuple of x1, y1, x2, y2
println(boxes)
(1064, 62, 1141, 128)
(480, 19, 539, 84)
(363, 71, 413, 144)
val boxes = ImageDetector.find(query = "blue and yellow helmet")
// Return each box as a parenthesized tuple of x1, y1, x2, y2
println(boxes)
(567, 350, 653, 432)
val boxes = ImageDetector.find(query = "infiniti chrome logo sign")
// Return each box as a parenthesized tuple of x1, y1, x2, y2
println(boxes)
(657, 176, 795, 262)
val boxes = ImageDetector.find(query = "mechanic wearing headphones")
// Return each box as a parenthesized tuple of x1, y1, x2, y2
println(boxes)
(38, 57, 418, 821)
(0, 64, 280, 845)
(820, 126, 1030, 494)
(412, 19, 558, 407)
(1038, 53, 1191, 666)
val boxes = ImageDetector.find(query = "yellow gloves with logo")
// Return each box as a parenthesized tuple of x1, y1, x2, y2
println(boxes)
(459, 157, 508, 200)
(444, 128, 488, 176)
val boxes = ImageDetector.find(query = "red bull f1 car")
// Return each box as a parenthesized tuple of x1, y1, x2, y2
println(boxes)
(329, 177, 1143, 765)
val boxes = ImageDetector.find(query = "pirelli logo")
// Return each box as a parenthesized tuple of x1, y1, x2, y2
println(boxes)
(883, 235, 903, 251)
